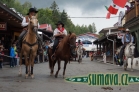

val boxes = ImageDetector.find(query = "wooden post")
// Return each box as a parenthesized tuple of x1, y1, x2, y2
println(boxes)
(135, 1, 139, 17)
(97, 43, 98, 54)
(100, 43, 101, 53)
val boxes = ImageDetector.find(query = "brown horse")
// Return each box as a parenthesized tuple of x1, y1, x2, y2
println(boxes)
(48, 32, 76, 78)
(18, 15, 38, 78)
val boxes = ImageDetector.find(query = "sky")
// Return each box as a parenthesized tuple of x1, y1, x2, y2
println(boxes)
(18, 0, 127, 34)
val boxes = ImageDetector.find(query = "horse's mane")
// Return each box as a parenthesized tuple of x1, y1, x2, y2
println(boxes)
(60, 33, 76, 45)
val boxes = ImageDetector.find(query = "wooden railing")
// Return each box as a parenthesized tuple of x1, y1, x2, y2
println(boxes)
(125, 4, 139, 23)
(125, 7, 136, 22)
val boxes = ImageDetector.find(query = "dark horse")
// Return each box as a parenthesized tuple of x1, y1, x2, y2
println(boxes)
(48, 32, 76, 78)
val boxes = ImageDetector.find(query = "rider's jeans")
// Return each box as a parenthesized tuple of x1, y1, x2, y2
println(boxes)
(119, 45, 125, 58)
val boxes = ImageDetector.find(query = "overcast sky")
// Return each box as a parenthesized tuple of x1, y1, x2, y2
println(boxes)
(18, 0, 127, 33)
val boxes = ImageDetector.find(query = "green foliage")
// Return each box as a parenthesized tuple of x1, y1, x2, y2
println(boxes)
(0, 0, 98, 35)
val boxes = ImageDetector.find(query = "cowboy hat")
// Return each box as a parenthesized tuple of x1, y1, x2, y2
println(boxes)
(27, 8, 38, 15)
(55, 21, 64, 27)
(125, 28, 130, 32)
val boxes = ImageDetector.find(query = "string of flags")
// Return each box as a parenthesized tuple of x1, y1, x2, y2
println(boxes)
(105, 0, 127, 19)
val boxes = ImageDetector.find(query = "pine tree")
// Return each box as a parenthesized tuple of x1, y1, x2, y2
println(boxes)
(61, 10, 68, 25)
(49, 1, 60, 24)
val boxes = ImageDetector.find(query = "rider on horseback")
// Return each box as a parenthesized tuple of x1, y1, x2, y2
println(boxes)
(119, 28, 134, 62)
(76, 40, 83, 47)
(16, 8, 42, 54)
(52, 21, 67, 55)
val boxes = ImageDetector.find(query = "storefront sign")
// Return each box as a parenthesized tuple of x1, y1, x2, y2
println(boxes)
(0, 22, 7, 30)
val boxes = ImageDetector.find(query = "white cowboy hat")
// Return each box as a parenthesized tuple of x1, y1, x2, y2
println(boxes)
(125, 28, 130, 31)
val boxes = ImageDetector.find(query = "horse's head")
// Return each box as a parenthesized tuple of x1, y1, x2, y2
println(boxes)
(29, 15, 38, 33)
(68, 31, 76, 56)
(129, 43, 135, 56)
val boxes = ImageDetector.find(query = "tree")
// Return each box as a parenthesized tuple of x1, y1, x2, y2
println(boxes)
(0, 0, 98, 35)
(61, 10, 68, 25)
(92, 23, 97, 33)
(50, 1, 60, 25)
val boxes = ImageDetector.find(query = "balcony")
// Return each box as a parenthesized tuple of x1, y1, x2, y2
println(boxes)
(125, 4, 139, 23)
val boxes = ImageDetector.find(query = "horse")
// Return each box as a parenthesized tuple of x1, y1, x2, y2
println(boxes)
(117, 43, 135, 71)
(76, 44, 83, 63)
(48, 32, 76, 78)
(18, 15, 39, 78)
(123, 43, 135, 71)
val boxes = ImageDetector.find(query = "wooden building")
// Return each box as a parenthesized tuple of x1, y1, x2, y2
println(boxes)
(93, 27, 123, 63)
(122, 0, 139, 57)
(0, 3, 23, 64)
(0, 3, 22, 48)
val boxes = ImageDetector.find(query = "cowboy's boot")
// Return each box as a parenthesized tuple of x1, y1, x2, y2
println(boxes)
(16, 30, 27, 53)
(37, 41, 42, 55)
(16, 39, 22, 53)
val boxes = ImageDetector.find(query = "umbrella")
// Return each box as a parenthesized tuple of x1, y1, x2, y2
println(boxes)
(82, 40, 92, 44)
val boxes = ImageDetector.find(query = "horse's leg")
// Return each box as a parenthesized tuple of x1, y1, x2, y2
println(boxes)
(50, 59, 57, 76)
(31, 55, 35, 78)
(131, 57, 133, 71)
(28, 57, 31, 76)
(63, 60, 68, 78)
(25, 55, 29, 78)
(78, 55, 80, 63)
(55, 60, 61, 78)
(124, 57, 127, 71)
(18, 52, 23, 76)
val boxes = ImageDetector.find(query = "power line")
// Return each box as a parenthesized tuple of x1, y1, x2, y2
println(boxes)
(68, 16, 120, 18)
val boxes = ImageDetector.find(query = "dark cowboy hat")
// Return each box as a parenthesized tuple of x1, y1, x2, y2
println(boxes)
(27, 8, 38, 15)
(55, 21, 64, 27)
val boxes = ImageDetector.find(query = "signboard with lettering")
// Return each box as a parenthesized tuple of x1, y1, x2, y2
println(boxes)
(0, 22, 7, 30)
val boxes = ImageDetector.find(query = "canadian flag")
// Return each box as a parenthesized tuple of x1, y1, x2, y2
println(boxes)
(113, 0, 127, 8)
(108, 3, 119, 15)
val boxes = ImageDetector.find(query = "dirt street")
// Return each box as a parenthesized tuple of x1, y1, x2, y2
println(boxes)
(0, 58, 139, 92)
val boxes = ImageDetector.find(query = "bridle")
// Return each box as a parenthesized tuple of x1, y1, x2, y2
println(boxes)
(30, 17, 38, 34)
(67, 35, 76, 49)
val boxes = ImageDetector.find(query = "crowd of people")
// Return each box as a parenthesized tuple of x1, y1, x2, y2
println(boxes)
(125, 0, 139, 12)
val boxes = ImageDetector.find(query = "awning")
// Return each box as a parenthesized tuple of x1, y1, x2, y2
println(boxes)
(38, 29, 53, 37)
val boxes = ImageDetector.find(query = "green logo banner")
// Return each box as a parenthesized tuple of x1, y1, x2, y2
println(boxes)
(65, 74, 139, 86)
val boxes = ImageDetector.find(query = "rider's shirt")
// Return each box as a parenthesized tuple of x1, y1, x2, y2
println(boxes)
(122, 34, 134, 44)
(53, 28, 67, 37)
(21, 16, 40, 28)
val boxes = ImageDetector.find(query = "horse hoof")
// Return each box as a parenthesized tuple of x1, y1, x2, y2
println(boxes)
(55, 75, 58, 78)
(31, 75, 34, 79)
(18, 74, 22, 77)
(124, 67, 127, 71)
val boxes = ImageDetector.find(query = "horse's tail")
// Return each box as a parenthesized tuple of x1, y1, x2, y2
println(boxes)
(47, 47, 53, 69)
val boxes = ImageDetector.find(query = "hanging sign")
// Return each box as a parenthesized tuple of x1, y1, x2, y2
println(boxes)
(0, 22, 7, 30)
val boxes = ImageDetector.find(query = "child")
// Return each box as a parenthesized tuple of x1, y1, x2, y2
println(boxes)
(10, 44, 15, 67)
